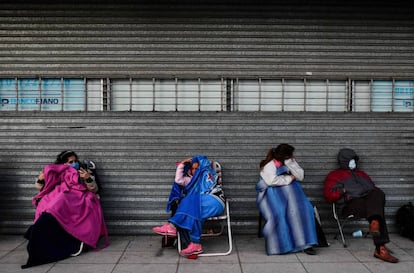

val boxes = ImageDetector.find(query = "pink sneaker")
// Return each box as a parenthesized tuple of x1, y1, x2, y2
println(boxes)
(152, 223, 177, 237)
(180, 242, 203, 256)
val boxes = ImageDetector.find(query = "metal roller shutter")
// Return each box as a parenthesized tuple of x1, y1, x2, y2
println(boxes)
(0, 1, 413, 78)
(0, 111, 413, 235)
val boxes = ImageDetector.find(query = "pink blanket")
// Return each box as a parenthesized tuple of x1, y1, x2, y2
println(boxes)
(33, 164, 108, 248)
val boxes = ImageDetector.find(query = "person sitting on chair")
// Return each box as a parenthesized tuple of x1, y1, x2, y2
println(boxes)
(324, 148, 398, 263)
(23, 150, 109, 268)
(256, 144, 318, 255)
(152, 154, 225, 256)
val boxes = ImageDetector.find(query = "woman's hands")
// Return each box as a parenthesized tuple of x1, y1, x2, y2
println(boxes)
(37, 170, 44, 181)
(181, 157, 192, 164)
(79, 167, 91, 179)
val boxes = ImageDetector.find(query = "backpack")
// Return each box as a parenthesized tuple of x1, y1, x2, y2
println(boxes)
(395, 202, 414, 240)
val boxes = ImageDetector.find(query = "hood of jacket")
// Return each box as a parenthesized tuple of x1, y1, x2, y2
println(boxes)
(337, 148, 359, 170)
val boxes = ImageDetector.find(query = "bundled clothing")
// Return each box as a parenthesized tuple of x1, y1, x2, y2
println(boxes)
(22, 164, 108, 268)
(256, 159, 317, 255)
(167, 155, 224, 244)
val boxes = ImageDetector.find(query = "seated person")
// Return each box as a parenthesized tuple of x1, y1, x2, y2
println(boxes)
(256, 144, 318, 255)
(324, 148, 398, 263)
(152, 154, 225, 256)
(35, 150, 100, 194)
(22, 150, 109, 268)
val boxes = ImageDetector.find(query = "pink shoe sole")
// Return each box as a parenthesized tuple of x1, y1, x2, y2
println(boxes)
(179, 243, 203, 256)
(152, 224, 177, 237)
(153, 230, 177, 237)
(180, 249, 203, 256)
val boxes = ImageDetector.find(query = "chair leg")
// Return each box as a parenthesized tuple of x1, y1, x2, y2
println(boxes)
(333, 203, 347, 247)
(335, 217, 347, 248)
(199, 200, 233, 257)
(177, 200, 233, 257)
(177, 232, 183, 253)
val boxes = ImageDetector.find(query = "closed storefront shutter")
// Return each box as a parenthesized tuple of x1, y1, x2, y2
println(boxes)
(0, 1, 413, 235)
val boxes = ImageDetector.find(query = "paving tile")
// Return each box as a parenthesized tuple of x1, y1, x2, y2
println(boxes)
(0, 263, 53, 273)
(179, 252, 239, 264)
(303, 262, 372, 273)
(364, 261, 414, 273)
(113, 263, 179, 273)
(235, 235, 300, 263)
(388, 234, 414, 250)
(0, 236, 25, 251)
(242, 262, 307, 273)
(99, 236, 131, 251)
(0, 251, 8, 259)
(403, 248, 414, 258)
(351, 245, 414, 263)
(48, 263, 115, 273)
(234, 235, 265, 251)
(297, 248, 358, 263)
(57, 249, 124, 264)
(238, 249, 300, 263)
(119, 249, 180, 264)
(178, 263, 241, 273)
(0, 235, 413, 273)
(126, 235, 165, 252)
(0, 250, 28, 264)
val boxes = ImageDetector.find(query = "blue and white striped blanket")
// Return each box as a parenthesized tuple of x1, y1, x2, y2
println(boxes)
(256, 166, 317, 255)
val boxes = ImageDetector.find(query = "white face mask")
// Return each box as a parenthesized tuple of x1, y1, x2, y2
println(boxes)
(348, 159, 356, 170)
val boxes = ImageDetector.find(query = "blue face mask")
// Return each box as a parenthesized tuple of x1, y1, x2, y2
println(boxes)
(348, 159, 356, 170)
(69, 161, 80, 170)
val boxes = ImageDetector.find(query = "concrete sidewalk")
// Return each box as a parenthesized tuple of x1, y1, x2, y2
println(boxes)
(1, 234, 414, 273)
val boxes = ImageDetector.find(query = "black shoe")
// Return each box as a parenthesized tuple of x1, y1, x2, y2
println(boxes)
(304, 247, 317, 255)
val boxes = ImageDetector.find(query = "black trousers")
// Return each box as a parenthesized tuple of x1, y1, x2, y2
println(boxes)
(22, 212, 82, 268)
(342, 187, 389, 246)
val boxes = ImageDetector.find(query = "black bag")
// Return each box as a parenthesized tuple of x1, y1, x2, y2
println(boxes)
(395, 202, 414, 241)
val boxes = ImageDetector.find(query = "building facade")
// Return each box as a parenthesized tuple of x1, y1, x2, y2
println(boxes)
(0, 0, 413, 235)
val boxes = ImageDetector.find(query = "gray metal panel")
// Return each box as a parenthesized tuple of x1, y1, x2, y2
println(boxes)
(0, 111, 413, 235)
(0, 1, 413, 78)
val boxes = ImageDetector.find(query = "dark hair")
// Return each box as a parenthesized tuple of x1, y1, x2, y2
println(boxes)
(183, 161, 192, 176)
(259, 144, 295, 170)
(55, 150, 78, 164)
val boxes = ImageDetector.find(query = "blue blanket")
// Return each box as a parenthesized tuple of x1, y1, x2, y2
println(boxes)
(167, 155, 216, 231)
(256, 166, 317, 255)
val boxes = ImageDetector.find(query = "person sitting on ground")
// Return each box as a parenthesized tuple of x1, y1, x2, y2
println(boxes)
(22, 150, 109, 269)
(152, 154, 225, 256)
(324, 148, 398, 263)
(256, 144, 318, 255)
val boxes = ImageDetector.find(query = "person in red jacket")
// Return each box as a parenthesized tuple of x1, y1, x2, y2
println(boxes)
(324, 148, 398, 263)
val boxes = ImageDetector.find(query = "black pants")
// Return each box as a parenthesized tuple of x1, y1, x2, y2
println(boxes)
(342, 187, 389, 246)
(22, 212, 82, 269)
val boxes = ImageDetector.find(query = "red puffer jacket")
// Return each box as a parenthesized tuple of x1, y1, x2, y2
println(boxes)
(323, 168, 374, 203)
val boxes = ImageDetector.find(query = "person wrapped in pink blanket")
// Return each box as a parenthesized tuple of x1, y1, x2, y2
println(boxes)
(22, 150, 109, 269)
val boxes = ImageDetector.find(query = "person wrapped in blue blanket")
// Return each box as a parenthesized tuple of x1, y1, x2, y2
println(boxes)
(256, 144, 318, 255)
(152, 155, 225, 256)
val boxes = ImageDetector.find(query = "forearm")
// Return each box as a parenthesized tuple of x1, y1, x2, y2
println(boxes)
(174, 163, 191, 186)
(323, 173, 344, 203)
(261, 163, 294, 186)
(284, 158, 304, 181)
